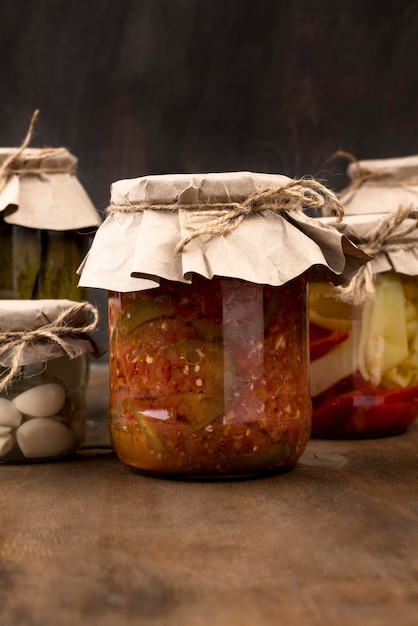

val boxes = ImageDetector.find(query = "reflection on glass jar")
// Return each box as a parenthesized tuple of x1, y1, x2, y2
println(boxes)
(108, 274, 311, 478)
(0, 354, 89, 462)
(309, 271, 418, 438)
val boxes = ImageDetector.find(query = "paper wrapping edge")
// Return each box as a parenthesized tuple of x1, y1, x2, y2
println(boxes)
(0, 299, 105, 368)
(340, 154, 418, 216)
(78, 209, 370, 292)
(0, 147, 102, 230)
(319, 214, 418, 276)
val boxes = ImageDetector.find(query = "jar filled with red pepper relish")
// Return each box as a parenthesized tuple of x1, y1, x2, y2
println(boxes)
(309, 155, 418, 439)
(78, 171, 368, 478)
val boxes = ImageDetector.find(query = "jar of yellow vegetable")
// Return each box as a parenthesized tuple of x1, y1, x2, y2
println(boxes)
(309, 155, 418, 438)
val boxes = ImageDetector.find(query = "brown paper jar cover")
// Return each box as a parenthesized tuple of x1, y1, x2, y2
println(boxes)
(0, 299, 103, 368)
(320, 154, 418, 275)
(0, 147, 101, 231)
(78, 171, 369, 291)
(340, 154, 418, 216)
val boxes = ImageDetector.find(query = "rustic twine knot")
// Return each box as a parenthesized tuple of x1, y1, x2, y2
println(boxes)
(0, 109, 76, 196)
(336, 204, 418, 305)
(107, 178, 344, 253)
(0, 301, 100, 392)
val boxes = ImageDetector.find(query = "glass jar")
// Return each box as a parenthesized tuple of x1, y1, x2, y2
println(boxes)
(0, 223, 90, 300)
(108, 274, 311, 478)
(0, 130, 101, 301)
(0, 298, 102, 462)
(309, 270, 418, 438)
(0, 353, 89, 462)
(78, 169, 369, 477)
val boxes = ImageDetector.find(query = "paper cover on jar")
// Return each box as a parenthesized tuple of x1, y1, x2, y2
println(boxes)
(324, 155, 418, 276)
(339, 154, 418, 215)
(0, 299, 104, 369)
(0, 147, 101, 231)
(78, 171, 370, 292)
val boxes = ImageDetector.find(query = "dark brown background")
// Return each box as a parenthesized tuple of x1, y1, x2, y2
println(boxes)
(1, 0, 418, 346)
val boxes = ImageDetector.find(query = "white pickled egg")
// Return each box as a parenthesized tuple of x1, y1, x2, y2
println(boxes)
(0, 426, 12, 435)
(13, 383, 66, 418)
(0, 397, 23, 428)
(16, 418, 75, 459)
(0, 432, 14, 457)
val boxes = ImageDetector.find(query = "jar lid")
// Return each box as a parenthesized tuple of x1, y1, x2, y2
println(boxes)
(340, 154, 418, 216)
(78, 170, 369, 292)
(0, 147, 101, 231)
(0, 300, 103, 387)
(319, 211, 418, 277)
(0, 109, 101, 231)
(318, 155, 418, 277)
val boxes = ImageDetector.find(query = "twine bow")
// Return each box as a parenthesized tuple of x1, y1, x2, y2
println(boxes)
(0, 301, 100, 392)
(336, 204, 418, 305)
(107, 178, 344, 253)
(0, 109, 75, 196)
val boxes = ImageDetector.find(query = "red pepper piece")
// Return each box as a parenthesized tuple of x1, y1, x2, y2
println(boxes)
(312, 381, 418, 438)
(309, 323, 349, 360)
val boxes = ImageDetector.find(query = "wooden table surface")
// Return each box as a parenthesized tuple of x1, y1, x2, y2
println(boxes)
(1, 363, 417, 626)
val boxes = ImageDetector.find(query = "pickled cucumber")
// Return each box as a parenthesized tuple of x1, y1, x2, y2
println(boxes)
(35, 232, 83, 300)
(159, 340, 227, 428)
(0, 224, 14, 298)
(0, 223, 87, 300)
(12, 226, 42, 298)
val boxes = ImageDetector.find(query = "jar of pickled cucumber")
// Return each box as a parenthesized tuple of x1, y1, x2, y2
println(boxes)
(309, 155, 418, 438)
(0, 111, 101, 300)
(0, 299, 102, 462)
(79, 171, 368, 478)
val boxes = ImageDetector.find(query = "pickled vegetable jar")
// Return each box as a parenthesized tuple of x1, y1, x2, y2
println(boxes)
(109, 274, 311, 477)
(309, 154, 418, 438)
(78, 170, 368, 478)
(310, 272, 418, 438)
(0, 299, 102, 462)
(0, 113, 101, 300)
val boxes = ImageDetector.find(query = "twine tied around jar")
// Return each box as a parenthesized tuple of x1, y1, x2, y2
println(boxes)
(0, 301, 100, 392)
(0, 109, 76, 196)
(336, 204, 418, 305)
(107, 178, 344, 253)
(329, 151, 418, 201)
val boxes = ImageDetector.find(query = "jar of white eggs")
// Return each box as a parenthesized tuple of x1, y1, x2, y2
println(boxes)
(0, 299, 102, 462)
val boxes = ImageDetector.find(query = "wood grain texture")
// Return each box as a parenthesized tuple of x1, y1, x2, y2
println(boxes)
(0, 366, 417, 626)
